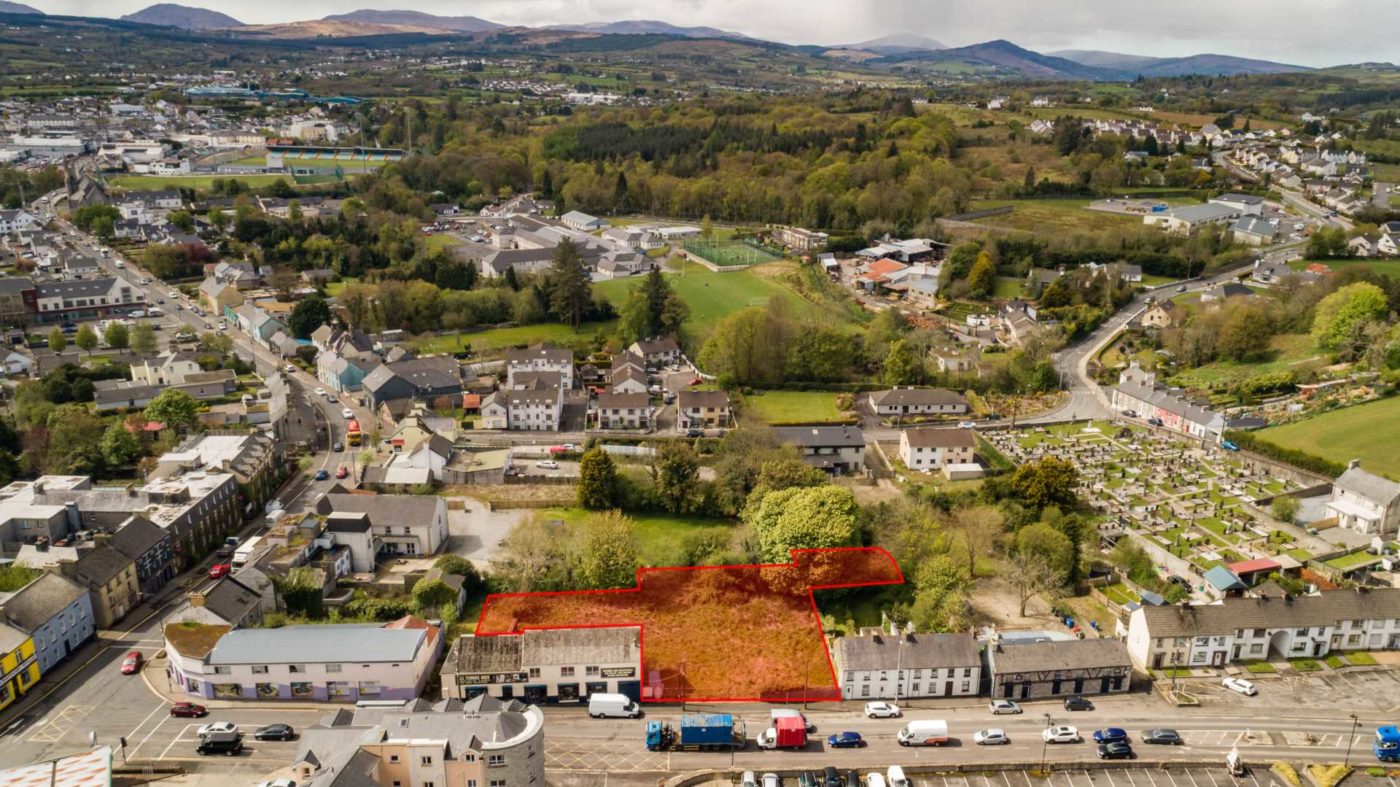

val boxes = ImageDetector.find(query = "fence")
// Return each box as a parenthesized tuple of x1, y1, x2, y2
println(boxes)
(941, 205, 1016, 222)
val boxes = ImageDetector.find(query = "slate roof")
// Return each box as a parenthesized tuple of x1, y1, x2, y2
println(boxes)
(596, 392, 650, 410)
(316, 493, 441, 526)
(74, 544, 134, 586)
(835, 632, 979, 671)
(0, 572, 88, 631)
(677, 390, 729, 409)
(109, 514, 170, 560)
(198, 576, 263, 625)
(990, 638, 1131, 675)
(506, 343, 572, 365)
(1334, 465, 1400, 506)
(774, 425, 865, 448)
(35, 278, 119, 299)
(902, 428, 975, 449)
(1137, 588, 1400, 637)
(870, 387, 969, 408)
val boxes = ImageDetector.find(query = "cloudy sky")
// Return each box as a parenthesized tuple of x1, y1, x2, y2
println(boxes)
(34, 0, 1400, 67)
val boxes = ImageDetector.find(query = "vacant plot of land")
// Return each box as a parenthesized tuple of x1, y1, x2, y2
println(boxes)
(414, 321, 615, 355)
(742, 390, 850, 425)
(969, 199, 1147, 234)
(109, 174, 292, 191)
(1168, 333, 1323, 390)
(1256, 396, 1400, 480)
(1292, 257, 1400, 280)
(475, 548, 903, 702)
(993, 276, 1025, 299)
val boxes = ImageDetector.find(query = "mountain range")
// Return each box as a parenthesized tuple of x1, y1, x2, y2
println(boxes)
(120, 3, 242, 29)
(0, 3, 1348, 78)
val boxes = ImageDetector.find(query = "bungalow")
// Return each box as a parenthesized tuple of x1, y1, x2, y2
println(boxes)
(869, 387, 969, 417)
(774, 426, 866, 476)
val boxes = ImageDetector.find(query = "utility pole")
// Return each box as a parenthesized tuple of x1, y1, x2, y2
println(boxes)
(1344, 713, 1359, 767)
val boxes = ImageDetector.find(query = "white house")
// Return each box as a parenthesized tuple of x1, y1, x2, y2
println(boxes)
(481, 389, 563, 431)
(1326, 460, 1400, 537)
(315, 493, 449, 558)
(506, 343, 574, 389)
(869, 387, 969, 417)
(832, 629, 981, 700)
(130, 350, 203, 386)
(593, 392, 651, 430)
(899, 428, 976, 473)
(1126, 589, 1400, 670)
(0, 209, 37, 235)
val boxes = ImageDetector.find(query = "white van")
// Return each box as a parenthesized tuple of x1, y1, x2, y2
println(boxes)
(887, 766, 909, 787)
(897, 719, 950, 746)
(587, 693, 641, 719)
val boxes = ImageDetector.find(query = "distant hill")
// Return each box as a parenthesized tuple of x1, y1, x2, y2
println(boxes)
(1052, 49, 1310, 77)
(543, 19, 753, 40)
(0, 0, 43, 13)
(120, 4, 243, 29)
(839, 34, 946, 54)
(321, 9, 502, 33)
(885, 39, 1115, 80)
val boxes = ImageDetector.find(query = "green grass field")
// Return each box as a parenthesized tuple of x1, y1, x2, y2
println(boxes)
(415, 321, 616, 354)
(109, 174, 292, 190)
(970, 198, 1156, 234)
(541, 507, 737, 567)
(682, 239, 782, 267)
(1292, 257, 1400, 280)
(595, 261, 835, 341)
(1256, 396, 1400, 480)
(424, 234, 465, 253)
(1168, 333, 1324, 389)
(741, 390, 850, 425)
(993, 276, 1025, 299)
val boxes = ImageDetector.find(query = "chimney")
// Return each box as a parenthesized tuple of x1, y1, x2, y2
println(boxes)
(126, 484, 137, 497)
(188, 591, 207, 608)
(33, 480, 44, 494)
(1348, 459, 1361, 470)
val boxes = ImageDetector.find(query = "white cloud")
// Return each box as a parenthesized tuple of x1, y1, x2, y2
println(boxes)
(36, 0, 1400, 66)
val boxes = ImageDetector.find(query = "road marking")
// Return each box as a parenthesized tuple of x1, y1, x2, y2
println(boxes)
(1184, 767, 1203, 787)
(122, 701, 169, 760)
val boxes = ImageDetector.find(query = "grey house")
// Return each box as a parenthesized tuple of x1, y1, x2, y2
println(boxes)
(109, 514, 177, 596)
(0, 572, 95, 673)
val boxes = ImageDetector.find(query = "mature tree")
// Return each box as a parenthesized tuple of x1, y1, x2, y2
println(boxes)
(952, 505, 1004, 577)
(698, 304, 793, 387)
(412, 578, 458, 613)
(99, 420, 142, 469)
(1311, 282, 1388, 352)
(1016, 523, 1075, 581)
(548, 239, 592, 329)
(881, 339, 924, 386)
(45, 404, 104, 475)
(74, 324, 98, 355)
(103, 322, 128, 351)
(490, 513, 572, 592)
(710, 428, 790, 516)
(747, 458, 827, 508)
(1008, 457, 1078, 511)
(47, 327, 66, 353)
(435, 258, 478, 291)
(908, 554, 973, 633)
(287, 294, 333, 340)
(1216, 302, 1271, 362)
(574, 511, 639, 589)
(199, 331, 234, 356)
(967, 251, 997, 299)
(654, 440, 701, 514)
(146, 389, 199, 429)
(130, 323, 157, 356)
(746, 485, 860, 563)
(1271, 495, 1299, 523)
(619, 269, 689, 344)
(1005, 550, 1063, 617)
(577, 447, 619, 510)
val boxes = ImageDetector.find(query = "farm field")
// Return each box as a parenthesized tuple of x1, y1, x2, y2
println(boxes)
(741, 390, 851, 425)
(595, 260, 840, 340)
(1256, 396, 1400, 481)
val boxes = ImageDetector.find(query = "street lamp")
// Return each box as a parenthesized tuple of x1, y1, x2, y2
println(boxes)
(1040, 713, 1053, 774)
(1344, 713, 1359, 767)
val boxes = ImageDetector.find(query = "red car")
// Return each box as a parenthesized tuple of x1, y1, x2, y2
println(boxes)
(335, 464, 348, 479)
(208, 563, 230, 579)
(120, 651, 143, 675)
(170, 702, 208, 718)
(689, 377, 703, 386)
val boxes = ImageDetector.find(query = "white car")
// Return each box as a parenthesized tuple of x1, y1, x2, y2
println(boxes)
(974, 728, 1010, 745)
(314, 387, 326, 398)
(887, 766, 909, 787)
(1043, 725, 1081, 744)
(957, 420, 977, 429)
(537, 460, 560, 470)
(341, 408, 354, 419)
(1222, 677, 1258, 696)
(761, 775, 780, 787)
(989, 699, 1022, 714)
(740, 772, 757, 787)
(285, 364, 296, 373)
(864, 701, 901, 718)
(197, 721, 238, 737)
(865, 775, 887, 787)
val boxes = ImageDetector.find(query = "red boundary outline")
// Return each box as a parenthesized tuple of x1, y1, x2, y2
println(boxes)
(473, 546, 904, 703)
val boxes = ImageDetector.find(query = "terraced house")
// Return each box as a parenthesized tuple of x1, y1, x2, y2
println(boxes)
(0, 620, 40, 712)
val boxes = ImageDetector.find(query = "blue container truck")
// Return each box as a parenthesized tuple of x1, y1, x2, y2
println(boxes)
(1375, 725, 1400, 762)
(645, 714, 746, 752)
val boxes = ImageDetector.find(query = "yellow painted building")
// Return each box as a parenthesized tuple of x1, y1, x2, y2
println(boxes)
(0, 623, 40, 712)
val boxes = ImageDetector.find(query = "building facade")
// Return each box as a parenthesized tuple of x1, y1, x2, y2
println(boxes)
(0, 625, 39, 713)
(832, 630, 981, 700)
(1326, 461, 1400, 537)
(676, 391, 731, 430)
(442, 628, 643, 704)
(774, 426, 866, 475)
(988, 638, 1132, 700)
(869, 388, 970, 417)
(898, 428, 976, 472)
(0, 572, 95, 674)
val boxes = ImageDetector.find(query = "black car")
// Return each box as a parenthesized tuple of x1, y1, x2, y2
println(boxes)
(823, 767, 842, 787)
(1097, 741, 1134, 760)
(844, 772, 860, 787)
(686, 429, 702, 438)
(332, 442, 343, 452)
(1063, 695, 1095, 711)
(196, 731, 243, 756)
(253, 724, 296, 741)
(1141, 728, 1183, 745)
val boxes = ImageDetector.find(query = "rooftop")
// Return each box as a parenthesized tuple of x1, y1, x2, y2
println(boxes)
(990, 638, 1131, 674)
(835, 631, 979, 671)
(209, 621, 432, 665)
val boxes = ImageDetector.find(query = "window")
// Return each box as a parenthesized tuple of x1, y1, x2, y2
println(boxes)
(251, 665, 268, 674)
(585, 666, 600, 676)
(392, 782, 401, 787)
(421, 755, 433, 765)
(212, 666, 231, 675)
(488, 754, 505, 767)
(961, 681, 970, 693)
(490, 780, 507, 787)
(528, 667, 540, 678)
(424, 783, 435, 787)
(288, 664, 305, 673)
(326, 664, 342, 673)
(389, 755, 400, 764)
(560, 667, 574, 677)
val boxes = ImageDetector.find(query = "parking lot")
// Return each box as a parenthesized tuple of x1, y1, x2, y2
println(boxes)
(121, 707, 325, 767)
(1174, 667, 1400, 714)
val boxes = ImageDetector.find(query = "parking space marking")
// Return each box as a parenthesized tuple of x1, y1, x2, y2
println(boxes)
(1143, 769, 1158, 787)
(1184, 768, 1203, 787)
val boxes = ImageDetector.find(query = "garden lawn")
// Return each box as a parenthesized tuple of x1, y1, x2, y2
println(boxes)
(541, 507, 737, 567)
(993, 276, 1025, 299)
(742, 390, 849, 425)
(414, 321, 616, 354)
(1290, 257, 1400, 281)
(1256, 396, 1400, 481)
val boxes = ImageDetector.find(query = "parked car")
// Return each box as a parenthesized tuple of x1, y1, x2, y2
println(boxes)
(1222, 440, 1241, 451)
(864, 701, 901, 718)
(1120, 409, 1137, 417)
(253, 724, 296, 741)
(741, 773, 758, 787)
(826, 731, 865, 748)
(314, 469, 329, 481)
(340, 408, 354, 419)
(208, 563, 230, 579)
(1043, 725, 1081, 744)
(120, 651, 143, 675)
(1097, 741, 1135, 760)
(762, 775, 781, 787)
(537, 460, 560, 470)
(332, 442, 343, 452)
(864, 774, 887, 787)
(989, 699, 1022, 715)
(886, 766, 908, 787)
(196, 731, 242, 756)
(686, 429, 702, 438)
(974, 728, 1010, 745)
(197, 722, 239, 738)
(1222, 677, 1257, 696)
(823, 768, 843, 787)
(1063, 695, 1095, 711)
(688, 377, 702, 386)
(169, 702, 208, 718)
(957, 420, 977, 429)
(1147, 417, 1163, 426)
(1141, 729, 1183, 745)
(334, 464, 348, 479)
(1093, 728, 1128, 744)
(314, 387, 326, 398)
